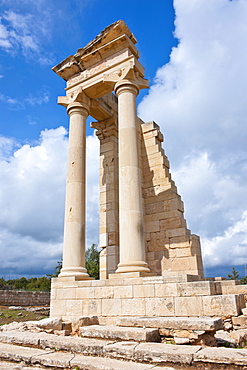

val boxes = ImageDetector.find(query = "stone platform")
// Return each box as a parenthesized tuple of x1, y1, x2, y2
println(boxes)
(50, 275, 246, 321)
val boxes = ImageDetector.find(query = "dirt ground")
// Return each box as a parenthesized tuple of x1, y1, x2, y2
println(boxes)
(0, 306, 49, 326)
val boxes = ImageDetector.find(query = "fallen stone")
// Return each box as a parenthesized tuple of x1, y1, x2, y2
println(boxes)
(30, 317, 62, 331)
(116, 316, 223, 331)
(194, 346, 247, 366)
(79, 325, 160, 342)
(228, 329, 247, 347)
(232, 315, 247, 328)
(215, 330, 237, 347)
(69, 315, 99, 334)
(134, 342, 201, 364)
(174, 337, 190, 345)
(242, 307, 247, 316)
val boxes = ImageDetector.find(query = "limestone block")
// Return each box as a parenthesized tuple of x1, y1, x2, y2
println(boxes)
(133, 284, 155, 298)
(155, 283, 178, 297)
(145, 202, 164, 215)
(94, 286, 114, 299)
(79, 325, 160, 342)
(103, 341, 136, 359)
(202, 294, 245, 317)
(108, 232, 119, 246)
(134, 343, 201, 364)
(107, 254, 119, 272)
(175, 297, 203, 317)
(32, 317, 62, 331)
(66, 300, 83, 317)
(160, 217, 185, 231)
(82, 298, 102, 316)
(122, 298, 146, 316)
(194, 347, 247, 366)
(56, 287, 76, 300)
(115, 316, 223, 331)
(166, 228, 188, 238)
(145, 220, 160, 233)
(222, 285, 247, 295)
(99, 232, 108, 247)
(177, 281, 217, 297)
(215, 330, 237, 347)
(228, 329, 247, 347)
(146, 297, 174, 317)
(114, 285, 133, 298)
(102, 299, 122, 316)
(174, 337, 190, 344)
(232, 315, 247, 328)
(242, 307, 247, 316)
(76, 287, 95, 299)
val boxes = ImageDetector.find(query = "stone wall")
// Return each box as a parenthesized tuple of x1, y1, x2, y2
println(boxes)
(0, 290, 50, 306)
(50, 276, 245, 321)
(141, 121, 204, 278)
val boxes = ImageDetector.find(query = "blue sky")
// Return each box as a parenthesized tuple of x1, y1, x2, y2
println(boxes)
(0, 0, 247, 279)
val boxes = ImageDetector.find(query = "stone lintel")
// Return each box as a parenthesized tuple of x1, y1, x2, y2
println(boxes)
(65, 56, 145, 99)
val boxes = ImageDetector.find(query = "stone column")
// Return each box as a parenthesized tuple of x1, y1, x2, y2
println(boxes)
(114, 80, 150, 274)
(59, 96, 91, 279)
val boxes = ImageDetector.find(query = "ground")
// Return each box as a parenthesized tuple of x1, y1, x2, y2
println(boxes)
(0, 306, 49, 326)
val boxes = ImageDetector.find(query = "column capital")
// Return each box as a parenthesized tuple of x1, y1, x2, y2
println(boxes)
(91, 115, 118, 140)
(103, 62, 149, 95)
(57, 87, 91, 116)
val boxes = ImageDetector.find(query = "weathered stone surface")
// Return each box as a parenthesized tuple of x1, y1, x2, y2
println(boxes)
(134, 342, 201, 364)
(194, 347, 247, 365)
(215, 330, 237, 347)
(228, 329, 247, 347)
(79, 325, 160, 342)
(104, 341, 137, 359)
(116, 316, 223, 331)
(30, 317, 62, 331)
(232, 315, 247, 328)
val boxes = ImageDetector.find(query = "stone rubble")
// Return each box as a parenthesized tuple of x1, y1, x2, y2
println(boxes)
(0, 315, 247, 368)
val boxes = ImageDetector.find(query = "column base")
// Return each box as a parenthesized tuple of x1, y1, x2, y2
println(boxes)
(58, 267, 93, 280)
(115, 260, 151, 275)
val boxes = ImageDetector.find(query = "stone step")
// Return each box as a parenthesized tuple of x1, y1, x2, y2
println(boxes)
(79, 324, 160, 342)
(0, 342, 170, 370)
(0, 330, 247, 368)
(116, 316, 223, 331)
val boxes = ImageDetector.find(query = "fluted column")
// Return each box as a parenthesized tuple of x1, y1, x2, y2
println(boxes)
(59, 98, 91, 279)
(114, 80, 150, 274)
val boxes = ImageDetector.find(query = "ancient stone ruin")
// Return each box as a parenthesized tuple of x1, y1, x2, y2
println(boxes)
(50, 20, 246, 323)
(1, 20, 247, 370)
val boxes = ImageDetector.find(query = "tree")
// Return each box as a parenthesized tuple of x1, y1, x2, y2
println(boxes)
(86, 244, 100, 279)
(227, 266, 240, 280)
(47, 260, 62, 278)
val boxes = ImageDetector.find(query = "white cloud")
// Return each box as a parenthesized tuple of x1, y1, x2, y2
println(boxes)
(0, 127, 100, 277)
(0, 88, 50, 110)
(0, 8, 53, 64)
(138, 0, 247, 273)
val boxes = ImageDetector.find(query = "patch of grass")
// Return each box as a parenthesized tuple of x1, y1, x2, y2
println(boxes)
(0, 306, 49, 326)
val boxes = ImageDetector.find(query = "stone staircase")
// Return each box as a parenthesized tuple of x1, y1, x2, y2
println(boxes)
(1, 316, 247, 369)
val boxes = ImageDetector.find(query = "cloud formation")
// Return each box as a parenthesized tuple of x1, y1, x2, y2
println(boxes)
(0, 127, 100, 277)
(0, 5, 53, 64)
(138, 0, 247, 273)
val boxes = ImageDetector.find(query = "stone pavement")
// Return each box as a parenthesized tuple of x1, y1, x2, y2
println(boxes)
(0, 331, 247, 369)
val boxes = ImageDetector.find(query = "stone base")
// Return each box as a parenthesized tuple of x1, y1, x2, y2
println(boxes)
(50, 276, 246, 320)
(109, 271, 154, 279)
